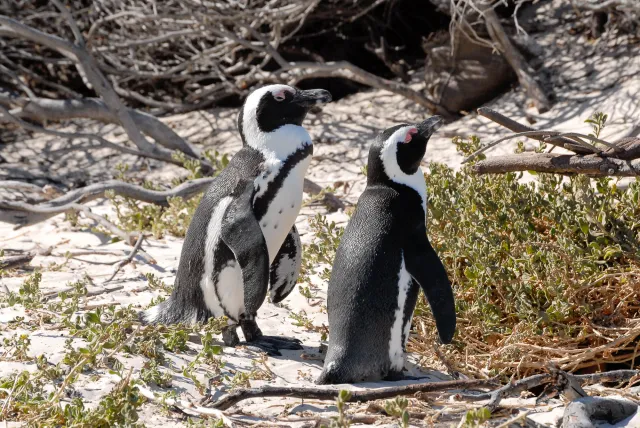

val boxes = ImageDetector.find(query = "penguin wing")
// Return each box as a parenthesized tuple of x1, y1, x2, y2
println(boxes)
(403, 228, 456, 344)
(220, 179, 270, 316)
(269, 225, 302, 303)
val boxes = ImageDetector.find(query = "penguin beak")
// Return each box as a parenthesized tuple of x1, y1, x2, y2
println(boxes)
(291, 89, 333, 108)
(417, 116, 443, 138)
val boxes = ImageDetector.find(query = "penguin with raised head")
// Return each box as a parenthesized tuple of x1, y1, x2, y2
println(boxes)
(316, 116, 456, 384)
(142, 84, 332, 355)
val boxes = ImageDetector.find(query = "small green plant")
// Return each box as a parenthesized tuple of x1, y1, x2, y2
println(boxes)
(300, 214, 344, 284)
(145, 273, 173, 293)
(2, 334, 31, 361)
(322, 389, 352, 428)
(140, 360, 172, 388)
(585, 111, 608, 138)
(3, 271, 43, 309)
(461, 407, 491, 427)
(384, 397, 410, 428)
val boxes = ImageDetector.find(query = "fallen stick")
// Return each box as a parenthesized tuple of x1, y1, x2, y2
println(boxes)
(303, 178, 345, 211)
(104, 233, 145, 284)
(207, 378, 499, 410)
(477, 108, 591, 154)
(42, 284, 124, 301)
(137, 384, 236, 427)
(0, 252, 35, 270)
(456, 370, 640, 412)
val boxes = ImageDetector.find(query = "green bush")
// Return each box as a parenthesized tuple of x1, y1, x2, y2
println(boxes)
(414, 137, 640, 376)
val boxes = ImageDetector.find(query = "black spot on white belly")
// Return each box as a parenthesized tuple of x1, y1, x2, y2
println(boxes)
(274, 224, 278, 229)
(262, 222, 267, 227)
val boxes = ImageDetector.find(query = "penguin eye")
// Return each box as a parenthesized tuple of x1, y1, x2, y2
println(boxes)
(273, 90, 287, 102)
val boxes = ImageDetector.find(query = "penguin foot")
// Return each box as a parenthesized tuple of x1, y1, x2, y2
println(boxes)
(384, 371, 431, 382)
(239, 340, 282, 356)
(255, 335, 303, 350)
(239, 336, 303, 356)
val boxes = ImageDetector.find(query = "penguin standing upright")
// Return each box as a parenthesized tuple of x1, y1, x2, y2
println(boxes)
(142, 84, 332, 355)
(317, 117, 456, 384)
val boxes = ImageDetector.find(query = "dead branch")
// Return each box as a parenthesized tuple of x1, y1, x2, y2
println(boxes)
(71, 203, 139, 245)
(476, 108, 591, 154)
(104, 234, 146, 284)
(0, 179, 213, 226)
(0, 14, 211, 173)
(0, 252, 35, 270)
(469, 108, 640, 176)
(480, 5, 551, 113)
(456, 370, 640, 412)
(206, 378, 499, 410)
(17, 179, 214, 208)
(277, 61, 453, 119)
(137, 384, 236, 427)
(303, 178, 346, 211)
(42, 284, 125, 301)
(0, 92, 201, 159)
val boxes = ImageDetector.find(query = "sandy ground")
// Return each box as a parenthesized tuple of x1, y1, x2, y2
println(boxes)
(1, 2, 640, 426)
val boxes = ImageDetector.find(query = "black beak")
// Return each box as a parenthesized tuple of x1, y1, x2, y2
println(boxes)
(416, 116, 443, 138)
(291, 89, 332, 108)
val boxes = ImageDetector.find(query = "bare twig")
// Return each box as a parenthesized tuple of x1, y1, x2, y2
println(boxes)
(104, 234, 146, 284)
(481, 5, 551, 113)
(207, 378, 499, 410)
(0, 252, 35, 270)
(137, 384, 236, 427)
(0, 179, 213, 227)
(477, 108, 591, 154)
(470, 108, 640, 176)
(42, 284, 125, 301)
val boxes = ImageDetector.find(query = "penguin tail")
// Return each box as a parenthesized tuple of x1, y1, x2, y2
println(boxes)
(139, 300, 166, 325)
(139, 297, 199, 325)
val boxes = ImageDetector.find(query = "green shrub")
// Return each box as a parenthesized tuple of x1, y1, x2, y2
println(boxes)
(415, 137, 640, 376)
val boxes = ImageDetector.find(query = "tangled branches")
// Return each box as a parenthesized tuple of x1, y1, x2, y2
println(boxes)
(467, 108, 640, 176)
(0, 0, 447, 116)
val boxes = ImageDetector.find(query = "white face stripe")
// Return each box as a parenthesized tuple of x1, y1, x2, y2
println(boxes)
(379, 126, 427, 214)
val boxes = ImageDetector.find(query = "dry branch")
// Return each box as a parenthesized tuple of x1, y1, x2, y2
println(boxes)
(206, 378, 499, 410)
(104, 234, 146, 284)
(0, 252, 35, 270)
(137, 384, 236, 427)
(476, 108, 591, 154)
(481, 5, 551, 113)
(0, 92, 201, 159)
(457, 370, 639, 412)
(470, 108, 640, 176)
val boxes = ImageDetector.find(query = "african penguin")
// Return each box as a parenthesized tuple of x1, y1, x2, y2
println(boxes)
(316, 116, 456, 384)
(142, 84, 332, 355)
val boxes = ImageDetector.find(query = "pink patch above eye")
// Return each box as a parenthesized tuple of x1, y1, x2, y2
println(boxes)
(404, 127, 418, 143)
(273, 89, 288, 100)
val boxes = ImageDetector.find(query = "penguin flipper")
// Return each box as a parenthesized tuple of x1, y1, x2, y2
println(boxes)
(269, 225, 302, 303)
(404, 231, 456, 344)
(221, 179, 270, 316)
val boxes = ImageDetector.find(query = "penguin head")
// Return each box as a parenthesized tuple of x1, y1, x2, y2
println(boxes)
(238, 84, 332, 150)
(367, 116, 443, 185)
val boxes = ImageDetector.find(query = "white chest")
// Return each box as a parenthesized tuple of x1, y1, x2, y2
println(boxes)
(256, 156, 311, 263)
